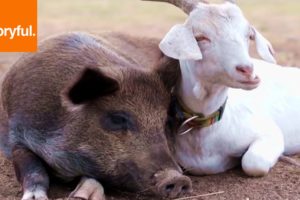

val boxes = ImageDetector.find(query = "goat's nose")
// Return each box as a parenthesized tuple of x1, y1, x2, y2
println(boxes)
(236, 65, 254, 77)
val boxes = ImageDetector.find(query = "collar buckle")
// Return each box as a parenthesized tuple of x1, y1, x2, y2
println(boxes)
(175, 98, 227, 135)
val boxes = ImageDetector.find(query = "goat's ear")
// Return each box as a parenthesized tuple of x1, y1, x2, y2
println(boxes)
(159, 24, 203, 60)
(251, 27, 276, 64)
(63, 68, 120, 107)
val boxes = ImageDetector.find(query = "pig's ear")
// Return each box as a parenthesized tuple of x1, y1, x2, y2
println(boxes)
(155, 56, 181, 91)
(64, 68, 119, 106)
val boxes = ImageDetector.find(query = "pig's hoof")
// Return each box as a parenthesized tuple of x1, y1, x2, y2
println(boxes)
(70, 177, 105, 200)
(22, 187, 48, 200)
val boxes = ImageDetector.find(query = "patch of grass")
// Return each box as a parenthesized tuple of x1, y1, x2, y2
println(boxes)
(241, 0, 300, 16)
(38, 0, 186, 25)
(38, 0, 300, 31)
(36, 0, 300, 65)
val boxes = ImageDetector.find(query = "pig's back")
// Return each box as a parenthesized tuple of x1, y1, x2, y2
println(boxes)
(1, 32, 140, 131)
(99, 32, 162, 69)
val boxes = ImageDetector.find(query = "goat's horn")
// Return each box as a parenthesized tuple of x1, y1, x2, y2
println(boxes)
(224, 0, 236, 4)
(142, 0, 201, 14)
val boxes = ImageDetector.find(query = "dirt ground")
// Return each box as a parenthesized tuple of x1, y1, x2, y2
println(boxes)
(1, 153, 300, 200)
(1, 0, 300, 199)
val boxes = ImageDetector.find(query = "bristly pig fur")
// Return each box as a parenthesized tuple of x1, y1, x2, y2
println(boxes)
(0, 32, 190, 200)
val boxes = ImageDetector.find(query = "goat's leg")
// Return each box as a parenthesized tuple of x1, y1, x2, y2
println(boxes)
(69, 177, 106, 200)
(12, 145, 49, 200)
(241, 135, 284, 177)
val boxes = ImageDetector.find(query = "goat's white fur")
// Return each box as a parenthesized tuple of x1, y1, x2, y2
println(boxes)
(160, 2, 300, 176)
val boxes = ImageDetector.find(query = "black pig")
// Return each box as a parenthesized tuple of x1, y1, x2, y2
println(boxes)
(0, 32, 191, 200)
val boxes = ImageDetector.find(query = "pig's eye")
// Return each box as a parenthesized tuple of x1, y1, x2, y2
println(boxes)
(101, 111, 137, 132)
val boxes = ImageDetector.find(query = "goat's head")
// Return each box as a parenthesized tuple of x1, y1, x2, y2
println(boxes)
(148, 0, 276, 90)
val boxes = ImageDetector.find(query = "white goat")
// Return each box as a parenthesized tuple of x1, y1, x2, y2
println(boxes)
(153, 0, 300, 176)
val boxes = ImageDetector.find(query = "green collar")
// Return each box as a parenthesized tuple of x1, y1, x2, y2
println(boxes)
(173, 96, 227, 135)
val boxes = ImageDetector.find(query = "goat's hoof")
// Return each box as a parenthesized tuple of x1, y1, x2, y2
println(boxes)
(70, 177, 105, 200)
(243, 167, 269, 177)
(242, 155, 271, 176)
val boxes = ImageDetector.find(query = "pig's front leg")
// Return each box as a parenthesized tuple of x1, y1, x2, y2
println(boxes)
(70, 177, 105, 200)
(12, 145, 49, 200)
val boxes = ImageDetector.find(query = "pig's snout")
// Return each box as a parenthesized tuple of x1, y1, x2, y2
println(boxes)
(154, 169, 192, 199)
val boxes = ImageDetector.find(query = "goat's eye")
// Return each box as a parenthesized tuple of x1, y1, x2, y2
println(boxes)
(101, 111, 137, 132)
(195, 35, 211, 43)
(248, 27, 255, 40)
(249, 33, 255, 40)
